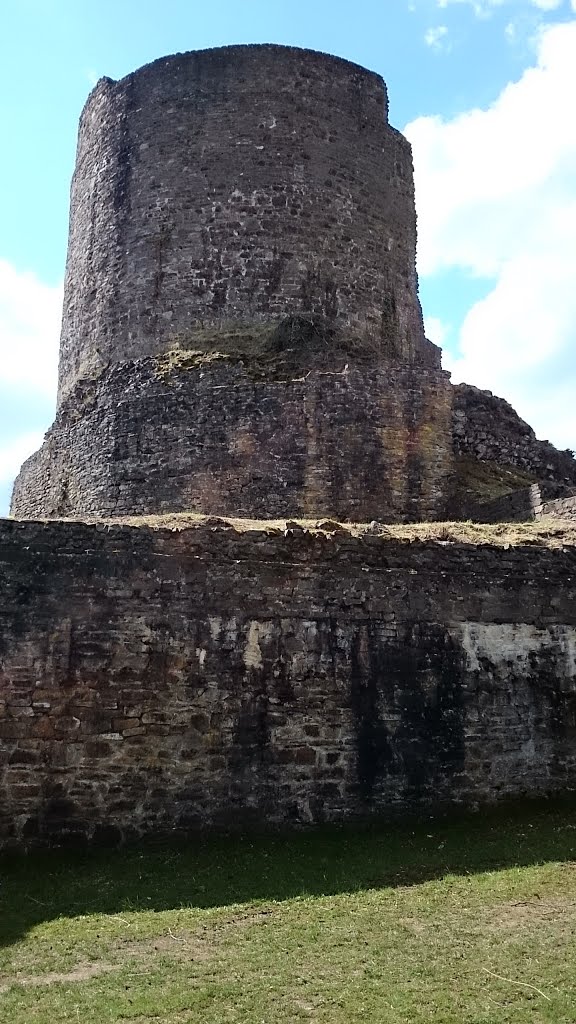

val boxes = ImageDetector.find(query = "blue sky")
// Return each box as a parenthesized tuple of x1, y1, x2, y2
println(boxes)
(1, 0, 575, 514)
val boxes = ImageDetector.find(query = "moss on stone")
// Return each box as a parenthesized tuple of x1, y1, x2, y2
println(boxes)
(155, 316, 380, 382)
(451, 455, 535, 510)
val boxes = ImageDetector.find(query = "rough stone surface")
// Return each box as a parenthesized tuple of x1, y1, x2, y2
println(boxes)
(465, 484, 542, 524)
(453, 384, 576, 500)
(14, 43, 576, 524)
(58, 44, 436, 405)
(541, 495, 576, 523)
(1, 517, 576, 849)
(12, 43, 454, 523)
(463, 486, 576, 525)
(6, 44, 576, 849)
(12, 357, 453, 523)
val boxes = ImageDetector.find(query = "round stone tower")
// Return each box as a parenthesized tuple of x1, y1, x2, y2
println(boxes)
(12, 45, 453, 523)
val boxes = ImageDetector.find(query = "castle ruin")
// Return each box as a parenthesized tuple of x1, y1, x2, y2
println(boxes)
(11, 44, 453, 523)
(2, 46, 576, 848)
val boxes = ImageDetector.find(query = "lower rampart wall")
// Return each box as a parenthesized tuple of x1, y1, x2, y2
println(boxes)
(1, 518, 576, 848)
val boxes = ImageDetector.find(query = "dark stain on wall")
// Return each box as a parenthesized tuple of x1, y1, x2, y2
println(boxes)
(393, 625, 466, 801)
(350, 623, 466, 806)
(350, 625, 394, 802)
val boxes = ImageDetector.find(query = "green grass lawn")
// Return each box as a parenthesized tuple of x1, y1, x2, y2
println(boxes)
(1, 801, 575, 1023)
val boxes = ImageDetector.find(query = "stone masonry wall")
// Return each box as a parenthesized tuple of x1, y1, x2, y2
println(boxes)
(453, 383, 576, 498)
(12, 357, 453, 523)
(58, 45, 433, 405)
(1, 517, 576, 849)
(465, 485, 542, 524)
(465, 488, 576, 525)
(540, 495, 576, 523)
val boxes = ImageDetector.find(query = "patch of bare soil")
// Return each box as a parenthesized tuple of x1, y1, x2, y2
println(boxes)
(0, 960, 119, 993)
(117, 928, 214, 963)
(398, 916, 428, 936)
(487, 897, 576, 935)
(0, 922, 230, 993)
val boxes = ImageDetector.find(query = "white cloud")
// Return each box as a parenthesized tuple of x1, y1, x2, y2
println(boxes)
(0, 260, 61, 510)
(424, 316, 449, 347)
(0, 432, 45, 486)
(0, 260, 62, 396)
(437, 0, 504, 14)
(85, 68, 100, 87)
(437, 0, 564, 12)
(435, 0, 570, 49)
(406, 20, 576, 450)
(425, 24, 451, 48)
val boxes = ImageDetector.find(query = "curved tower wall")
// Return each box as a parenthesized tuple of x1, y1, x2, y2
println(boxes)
(58, 45, 428, 404)
(11, 361, 453, 523)
(12, 44, 453, 523)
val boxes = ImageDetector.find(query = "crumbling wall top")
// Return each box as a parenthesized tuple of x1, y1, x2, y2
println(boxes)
(102, 44, 389, 120)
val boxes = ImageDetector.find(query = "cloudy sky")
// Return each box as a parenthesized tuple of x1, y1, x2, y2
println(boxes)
(1, 0, 575, 515)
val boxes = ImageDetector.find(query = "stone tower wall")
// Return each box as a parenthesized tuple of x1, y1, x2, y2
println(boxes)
(57, 44, 431, 404)
(12, 44, 451, 523)
(12, 360, 452, 523)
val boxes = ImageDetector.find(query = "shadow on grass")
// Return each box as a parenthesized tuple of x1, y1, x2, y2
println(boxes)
(1, 798, 575, 949)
